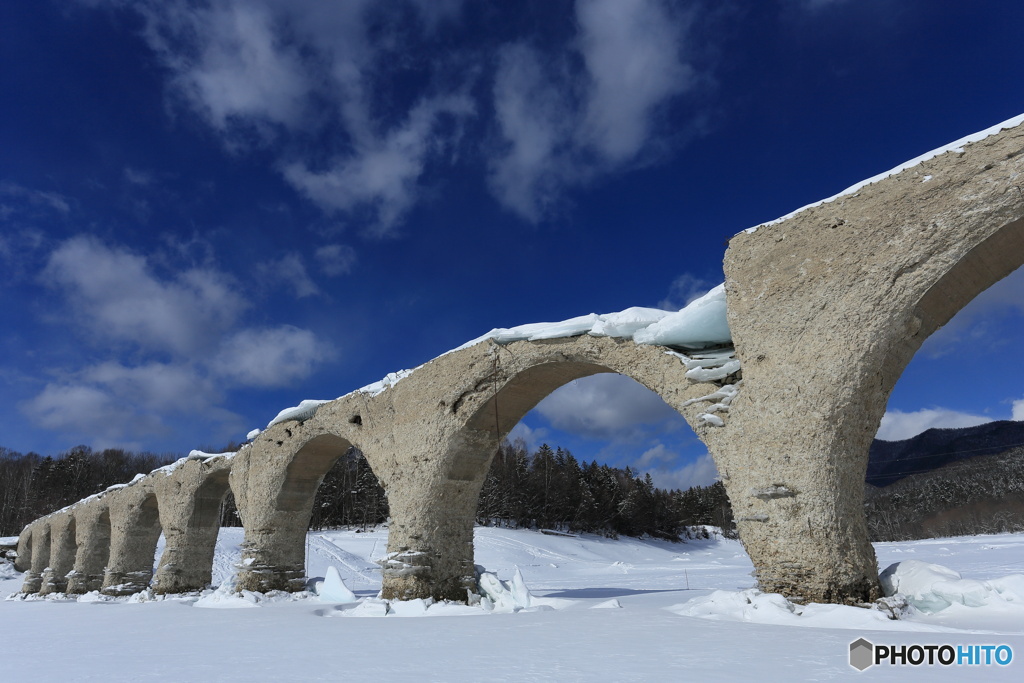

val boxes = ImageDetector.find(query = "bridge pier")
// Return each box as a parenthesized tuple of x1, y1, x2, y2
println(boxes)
(717, 118, 1024, 603)
(380, 479, 481, 602)
(708, 411, 882, 603)
(19, 524, 49, 594)
(101, 485, 162, 596)
(39, 514, 76, 595)
(66, 503, 111, 594)
(152, 459, 233, 594)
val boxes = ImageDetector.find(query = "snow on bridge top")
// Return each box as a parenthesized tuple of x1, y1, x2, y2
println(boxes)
(262, 284, 733, 432)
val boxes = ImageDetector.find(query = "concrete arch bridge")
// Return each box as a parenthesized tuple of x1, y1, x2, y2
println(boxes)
(15, 115, 1024, 605)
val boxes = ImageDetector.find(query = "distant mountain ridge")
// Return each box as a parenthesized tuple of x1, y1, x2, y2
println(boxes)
(867, 420, 1024, 487)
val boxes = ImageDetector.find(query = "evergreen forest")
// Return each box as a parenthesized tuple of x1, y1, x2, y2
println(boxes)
(0, 441, 735, 540)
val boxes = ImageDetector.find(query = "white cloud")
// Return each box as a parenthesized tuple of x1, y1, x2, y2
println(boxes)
(25, 383, 121, 434)
(212, 325, 330, 387)
(84, 361, 211, 414)
(26, 236, 333, 446)
(1012, 399, 1024, 422)
(315, 244, 357, 277)
(42, 236, 248, 355)
(137, 0, 312, 138)
(94, 1, 699, 231)
(507, 422, 549, 452)
(20, 361, 234, 450)
(575, 0, 693, 162)
(876, 408, 992, 442)
(121, 0, 477, 235)
(488, 43, 577, 222)
(533, 374, 680, 441)
(642, 451, 718, 491)
(123, 167, 156, 187)
(257, 252, 320, 298)
(635, 442, 676, 468)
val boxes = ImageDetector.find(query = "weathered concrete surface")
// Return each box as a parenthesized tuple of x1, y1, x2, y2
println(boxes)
(39, 512, 76, 595)
(101, 482, 161, 596)
(712, 121, 1024, 603)
(152, 456, 233, 594)
(66, 500, 111, 594)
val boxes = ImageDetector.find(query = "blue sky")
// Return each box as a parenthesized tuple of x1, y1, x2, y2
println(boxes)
(2, 0, 1023, 490)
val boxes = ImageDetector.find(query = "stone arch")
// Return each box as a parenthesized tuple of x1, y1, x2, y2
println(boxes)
(102, 487, 162, 595)
(716, 119, 1024, 603)
(67, 503, 111, 594)
(231, 426, 362, 592)
(879, 220, 1024, 403)
(153, 456, 235, 594)
(40, 513, 76, 595)
(374, 334, 723, 602)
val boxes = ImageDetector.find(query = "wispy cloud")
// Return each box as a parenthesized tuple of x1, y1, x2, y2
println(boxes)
(920, 266, 1024, 358)
(489, 0, 696, 221)
(658, 273, 718, 310)
(257, 252, 320, 298)
(0, 182, 72, 215)
(88, 0, 699, 232)
(283, 95, 475, 236)
(315, 244, 357, 277)
(575, 0, 694, 163)
(114, 0, 477, 236)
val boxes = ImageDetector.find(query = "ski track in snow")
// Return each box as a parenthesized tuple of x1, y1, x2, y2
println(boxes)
(306, 532, 379, 587)
(3, 528, 1024, 681)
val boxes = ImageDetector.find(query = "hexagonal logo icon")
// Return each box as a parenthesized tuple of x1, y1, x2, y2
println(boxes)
(849, 638, 874, 671)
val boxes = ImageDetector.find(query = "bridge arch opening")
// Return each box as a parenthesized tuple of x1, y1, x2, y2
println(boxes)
(504, 373, 719, 508)
(234, 432, 386, 593)
(430, 352, 744, 601)
(869, 261, 1024, 540)
(276, 433, 358, 514)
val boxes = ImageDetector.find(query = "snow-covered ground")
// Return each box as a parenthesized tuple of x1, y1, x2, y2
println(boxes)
(2, 528, 1022, 681)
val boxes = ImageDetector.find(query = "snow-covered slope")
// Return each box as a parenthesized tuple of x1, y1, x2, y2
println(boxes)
(2, 528, 1023, 681)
